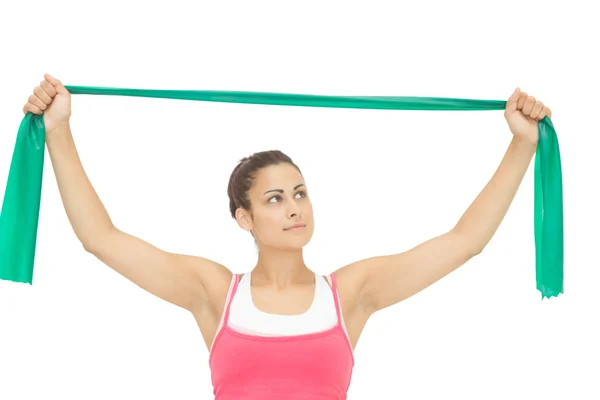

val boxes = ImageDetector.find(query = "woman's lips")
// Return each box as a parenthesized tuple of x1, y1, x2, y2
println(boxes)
(284, 224, 306, 231)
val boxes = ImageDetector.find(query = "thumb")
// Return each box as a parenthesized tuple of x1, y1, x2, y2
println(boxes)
(44, 73, 69, 95)
(505, 87, 520, 114)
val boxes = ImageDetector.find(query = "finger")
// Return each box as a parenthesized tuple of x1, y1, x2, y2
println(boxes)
(28, 94, 47, 111)
(538, 106, 552, 121)
(23, 102, 43, 115)
(40, 80, 57, 97)
(522, 96, 536, 115)
(44, 73, 68, 94)
(530, 101, 544, 119)
(505, 87, 520, 113)
(517, 91, 528, 110)
(537, 112, 547, 121)
(34, 86, 53, 105)
(536, 106, 552, 121)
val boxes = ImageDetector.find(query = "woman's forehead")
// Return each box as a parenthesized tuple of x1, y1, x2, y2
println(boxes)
(253, 164, 305, 191)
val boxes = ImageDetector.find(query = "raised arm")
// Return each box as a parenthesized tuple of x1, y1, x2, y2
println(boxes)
(24, 74, 232, 312)
(335, 88, 552, 314)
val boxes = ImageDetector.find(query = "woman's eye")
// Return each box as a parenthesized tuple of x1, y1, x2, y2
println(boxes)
(268, 191, 306, 203)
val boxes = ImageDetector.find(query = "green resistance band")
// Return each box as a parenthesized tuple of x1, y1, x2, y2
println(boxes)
(0, 87, 563, 299)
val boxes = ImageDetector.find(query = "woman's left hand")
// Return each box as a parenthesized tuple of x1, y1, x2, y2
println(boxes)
(504, 87, 552, 145)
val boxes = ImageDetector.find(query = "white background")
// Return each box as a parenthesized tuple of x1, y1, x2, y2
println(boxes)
(1, 1, 598, 399)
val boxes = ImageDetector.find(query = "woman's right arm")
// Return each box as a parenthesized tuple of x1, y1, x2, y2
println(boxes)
(24, 74, 232, 312)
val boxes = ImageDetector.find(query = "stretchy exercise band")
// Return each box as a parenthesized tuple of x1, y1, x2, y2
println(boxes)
(0, 87, 563, 299)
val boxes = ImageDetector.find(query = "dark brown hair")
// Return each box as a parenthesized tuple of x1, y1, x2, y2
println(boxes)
(227, 150, 302, 219)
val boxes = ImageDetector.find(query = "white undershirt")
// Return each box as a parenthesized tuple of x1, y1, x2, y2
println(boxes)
(227, 271, 339, 336)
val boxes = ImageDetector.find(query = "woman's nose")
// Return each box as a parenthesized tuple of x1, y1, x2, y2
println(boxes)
(286, 200, 300, 218)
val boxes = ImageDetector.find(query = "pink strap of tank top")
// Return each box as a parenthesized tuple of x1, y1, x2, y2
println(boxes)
(329, 272, 343, 326)
(221, 274, 241, 327)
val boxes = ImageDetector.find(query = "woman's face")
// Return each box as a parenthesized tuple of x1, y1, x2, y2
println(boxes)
(240, 163, 314, 250)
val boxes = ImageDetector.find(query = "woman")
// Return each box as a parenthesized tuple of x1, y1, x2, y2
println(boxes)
(23, 73, 552, 399)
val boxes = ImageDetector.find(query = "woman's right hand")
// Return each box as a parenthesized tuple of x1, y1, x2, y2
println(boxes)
(23, 73, 72, 134)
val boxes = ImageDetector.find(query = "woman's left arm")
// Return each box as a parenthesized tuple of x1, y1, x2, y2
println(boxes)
(336, 88, 553, 314)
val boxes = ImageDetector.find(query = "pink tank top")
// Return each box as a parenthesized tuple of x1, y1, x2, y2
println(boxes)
(209, 272, 355, 399)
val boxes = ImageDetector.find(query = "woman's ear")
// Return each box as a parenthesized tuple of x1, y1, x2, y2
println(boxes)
(235, 208, 253, 232)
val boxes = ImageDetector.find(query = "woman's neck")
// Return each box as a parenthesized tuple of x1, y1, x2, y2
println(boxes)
(252, 248, 312, 288)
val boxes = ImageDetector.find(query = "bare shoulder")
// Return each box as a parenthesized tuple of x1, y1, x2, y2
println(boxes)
(177, 255, 233, 351)
(331, 260, 376, 351)
(176, 254, 233, 314)
(332, 259, 374, 317)
(334, 259, 371, 299)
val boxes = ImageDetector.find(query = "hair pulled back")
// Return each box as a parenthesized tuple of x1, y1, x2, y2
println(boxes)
(227, 150, 302, 219)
